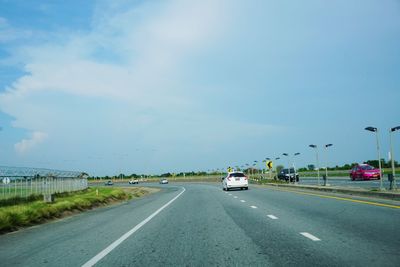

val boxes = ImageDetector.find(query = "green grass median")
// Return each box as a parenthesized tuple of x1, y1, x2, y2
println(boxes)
(0, 187, 153, 234)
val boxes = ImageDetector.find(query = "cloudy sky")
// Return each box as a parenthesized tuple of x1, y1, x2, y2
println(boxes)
(0, 0, 399, 176)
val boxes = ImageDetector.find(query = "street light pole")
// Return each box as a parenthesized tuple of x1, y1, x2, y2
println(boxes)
(274, 157, 280, 180)
(390, 126, 400, 190)
(309, 145, 320, 186)
(293, 153, 300, 184)
(254, 160, 258, 179)
(324, 144, 333, 186)
(282, 153, 290, 183)
(365, 127, 383, 190)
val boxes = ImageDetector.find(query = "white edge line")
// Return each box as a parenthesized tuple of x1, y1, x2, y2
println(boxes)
(82, 187, 186, 267)
(300, 232, 321, 241)
(267, 215, 278, 219)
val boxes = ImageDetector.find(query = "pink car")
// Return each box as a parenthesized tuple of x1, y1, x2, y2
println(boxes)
(350, 164, 381, 180)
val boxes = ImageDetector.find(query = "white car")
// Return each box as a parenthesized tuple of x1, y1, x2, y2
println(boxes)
(222, 172, 248, 191)
(128, 179, 139, 184)
(159, 178, 168, 184)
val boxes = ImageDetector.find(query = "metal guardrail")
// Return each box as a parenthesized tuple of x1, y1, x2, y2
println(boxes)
(0, 175, 88, 200)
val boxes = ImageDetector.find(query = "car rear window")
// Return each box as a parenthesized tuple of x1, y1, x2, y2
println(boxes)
(360, 165, 374, 170)
(229, 173, 245, 177)
(281, 168, 295, 174)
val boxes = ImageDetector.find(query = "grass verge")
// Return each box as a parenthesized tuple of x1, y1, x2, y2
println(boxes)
(0, 187, 155, 234)
(250, 179, 287, 185)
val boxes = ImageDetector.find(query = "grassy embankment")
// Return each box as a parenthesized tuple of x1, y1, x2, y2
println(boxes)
(0, 187, 153, 233)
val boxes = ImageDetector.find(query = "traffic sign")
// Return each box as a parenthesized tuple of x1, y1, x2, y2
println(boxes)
(2, 177, 10, 184)
(266, 161, 273, 169)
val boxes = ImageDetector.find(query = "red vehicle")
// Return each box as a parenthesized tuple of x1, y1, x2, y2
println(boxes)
(350, 164, 381, 180)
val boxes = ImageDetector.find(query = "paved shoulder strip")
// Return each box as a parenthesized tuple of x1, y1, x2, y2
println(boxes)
(82, 187, 186, 267)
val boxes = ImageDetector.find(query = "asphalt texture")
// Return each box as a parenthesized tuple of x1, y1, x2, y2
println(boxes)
(298, 176, 398, 189)
(0, 183, 399, 266)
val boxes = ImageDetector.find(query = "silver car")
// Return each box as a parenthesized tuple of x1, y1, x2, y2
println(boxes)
(159, 178, 168, 184)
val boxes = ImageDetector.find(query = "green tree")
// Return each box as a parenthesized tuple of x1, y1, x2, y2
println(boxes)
(307, 164, 315, 171)
(276, 165, 284, 173)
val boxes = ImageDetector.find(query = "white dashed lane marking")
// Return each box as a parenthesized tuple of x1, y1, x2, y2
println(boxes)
(240, 200, 246, 203)
(234, 196, 238, 198)
(267, 215, 278, 220)
(300, 232, 321, 241)
(250, 205, 257, 209)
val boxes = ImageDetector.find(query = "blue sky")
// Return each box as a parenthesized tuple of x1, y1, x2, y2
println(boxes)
(0, 0, 399, 176)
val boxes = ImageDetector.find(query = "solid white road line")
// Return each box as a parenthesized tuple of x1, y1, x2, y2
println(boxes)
(300, 232, 321, 241)
(240, 200, 246, 203)
(82, 187, 186, 267)
(267, 215, 278, 220)
(250, 205, 257, 209)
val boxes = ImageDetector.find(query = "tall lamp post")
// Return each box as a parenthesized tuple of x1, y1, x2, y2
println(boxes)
(309, 145, 320, 186)
(293, 153, 300, 184)
(282, 153, 291, 182)
(275, 157, 280, 179)
(324, 144, 333, 186)
(254, 160, 258, 179)
(390, 126, 400, 190)
(262, 160, 266, 176)
(365, 126, 383, 190)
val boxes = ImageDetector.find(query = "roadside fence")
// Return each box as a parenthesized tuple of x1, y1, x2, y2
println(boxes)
(0, 175, 88, 200)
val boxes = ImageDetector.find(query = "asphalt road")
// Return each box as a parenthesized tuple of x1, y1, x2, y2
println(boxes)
(298, 176, 397, 189)
(0, 183, 399, 266)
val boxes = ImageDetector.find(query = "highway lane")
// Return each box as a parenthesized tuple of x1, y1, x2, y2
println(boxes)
(298, 176, 397, 189)
(0, 183, 399, 266)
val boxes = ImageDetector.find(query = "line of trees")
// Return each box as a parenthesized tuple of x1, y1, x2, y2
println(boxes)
(90, 159, 400, 179)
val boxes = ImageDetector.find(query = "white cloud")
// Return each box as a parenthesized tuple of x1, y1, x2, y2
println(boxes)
(15, 131, 48, 154)
(0, 0, 282, 173)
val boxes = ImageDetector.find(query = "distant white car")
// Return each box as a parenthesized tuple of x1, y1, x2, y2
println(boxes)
(222, 172, 248, 191)
(129, 179, 139, 184)
(160, 178, 168, 184)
